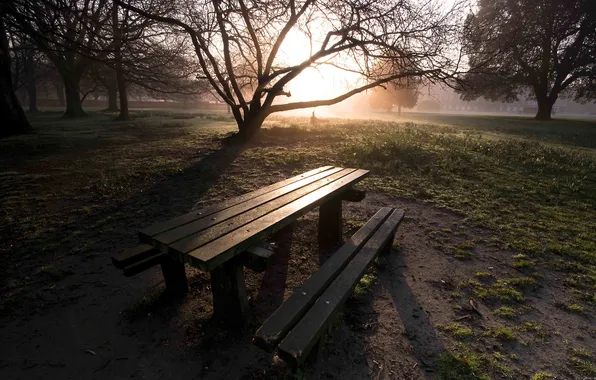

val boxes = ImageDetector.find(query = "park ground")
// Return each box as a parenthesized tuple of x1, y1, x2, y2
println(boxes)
(0, 110, 595, 379)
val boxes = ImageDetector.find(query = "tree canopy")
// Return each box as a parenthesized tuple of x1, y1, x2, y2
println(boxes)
(120, 0, 464, 135)
(458, 0, 596, 120)
(369, 77, 419, 115)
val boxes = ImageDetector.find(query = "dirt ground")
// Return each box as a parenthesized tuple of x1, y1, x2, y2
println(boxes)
(1, 113, 594, 380)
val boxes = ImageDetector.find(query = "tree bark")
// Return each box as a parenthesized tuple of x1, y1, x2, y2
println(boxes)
(238, 109, 267, 138)
(116, 74, 128, 120)
(26, 49, 38, 113)
(106, 85, 118, 112)
(62, 73, 86, 118)
(535, 97, 554, 121)
(56, 82, 65, 106)
(0, 17, 32, 137)
(113, 3, 128, 120)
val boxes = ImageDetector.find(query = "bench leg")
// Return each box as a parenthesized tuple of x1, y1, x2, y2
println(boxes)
(318, 196, 342, 248)
(161, 255, 189, 296)
(210, 256, 249, 326)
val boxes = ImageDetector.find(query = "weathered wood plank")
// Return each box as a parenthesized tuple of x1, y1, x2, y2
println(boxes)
(339, 188, 366, 202)
(161, 255, 189, 295)
(122, 252, 166, 276)
(139, 166, 334, 242)
(242, 244, 276, 272)
(277, 209, 404, 368)
(112, 244, 158, 269)
(168, 168, 356, 255)
(252, 207, 393, 352)
(155, 167, 344, 246)
(187, 169, 369, 271)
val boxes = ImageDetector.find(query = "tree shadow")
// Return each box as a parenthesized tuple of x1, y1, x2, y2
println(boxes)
(378, 250, 447, 379)
(0, 132, 248, 317)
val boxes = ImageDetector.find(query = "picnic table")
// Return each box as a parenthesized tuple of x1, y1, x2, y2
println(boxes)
(113, 166, 370, 324)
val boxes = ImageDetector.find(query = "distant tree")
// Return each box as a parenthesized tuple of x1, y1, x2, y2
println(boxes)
(0, 14, 32, 137)
(458, 0, 596, 121)
(120, 0, 464, 137)
(6, 0, 111, 118)
(104, 0, 203, 120)
(417, 99, 442, 112)
(369, 79, 420, 116)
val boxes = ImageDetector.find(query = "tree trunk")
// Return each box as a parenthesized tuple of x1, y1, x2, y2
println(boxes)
(398, 103, 402, 116)
(116, 75, 128, 120)
(106, 86, 118, 112)
(56, 82, 65, 106)
(238, 110, 267, 138)
(0, 17, 32, 137)
(26, 50, 38, 113)
(113, 3, 129, 120)
(535, 97, 554, 121)
(62, 74, 85, 118)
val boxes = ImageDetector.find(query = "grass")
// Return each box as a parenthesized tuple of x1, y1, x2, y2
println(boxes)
(2, 110, 596, 379)
(435, 343, 513, 380)
(483, 326, 517, 341)
(442, 323, 475, 340)
(531, 372, 556, 380)
(493, 306, 517, 319)
(353, 273, 376, 298)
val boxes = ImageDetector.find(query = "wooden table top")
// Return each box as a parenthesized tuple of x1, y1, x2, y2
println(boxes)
(138, 166, 369, 271)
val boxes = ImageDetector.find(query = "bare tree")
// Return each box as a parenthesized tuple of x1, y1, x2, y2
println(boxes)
(6, 0, 112, 117)
(120, 0, 463, 136)
(0, 14, 32, 137)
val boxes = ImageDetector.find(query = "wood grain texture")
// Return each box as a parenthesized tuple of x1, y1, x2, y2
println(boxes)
(168, 169, 356, 255)
(277, 209, 404, 367)
(138, 166, 333, 242)
(253, 207, 394, 352)
(156, 167, 346, 247)
(186, 169, 369, 271)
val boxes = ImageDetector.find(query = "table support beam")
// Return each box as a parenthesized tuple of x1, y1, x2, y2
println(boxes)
(318, 196, 343, 248)
(161, 255, 189, 296)
(210, 256, 250, 325)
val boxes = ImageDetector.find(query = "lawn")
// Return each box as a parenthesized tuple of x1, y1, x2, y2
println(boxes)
(1, 110, 595, 379)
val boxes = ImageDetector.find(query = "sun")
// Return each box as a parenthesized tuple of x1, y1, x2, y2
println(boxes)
(277, 29, 362, 114)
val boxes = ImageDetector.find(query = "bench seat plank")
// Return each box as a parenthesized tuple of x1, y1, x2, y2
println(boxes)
(155, 167, 345, 246)
(186, 169, 370, 270)
(123, 252, 167, 277)
(139, 166, 334, 242)
(253, 207, 394, 352)
(277, 209, 404, 368)
(112, 244, 158, 269)
(167, 168, 356, 255)
(243, 244, 276, 272)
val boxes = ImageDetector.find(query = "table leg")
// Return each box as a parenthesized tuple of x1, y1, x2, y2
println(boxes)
(161, 255, 189, 296)
(318, 196, 342, 247)
(210, 256, 249, 325)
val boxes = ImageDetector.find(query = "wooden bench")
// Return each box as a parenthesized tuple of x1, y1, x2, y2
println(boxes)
(253, 207, 404, 369)
(111, 242, 277, 293)
(111, 166, 369, 324)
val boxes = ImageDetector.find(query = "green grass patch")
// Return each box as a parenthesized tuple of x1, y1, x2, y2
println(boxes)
(442, 323, 475, 340)
(435, 352, 489, 380)
(353, 273, 376, 298)
(493, 306, 517, 319)
(483, 326, 517, 341)
(531, 372, 556, 380)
